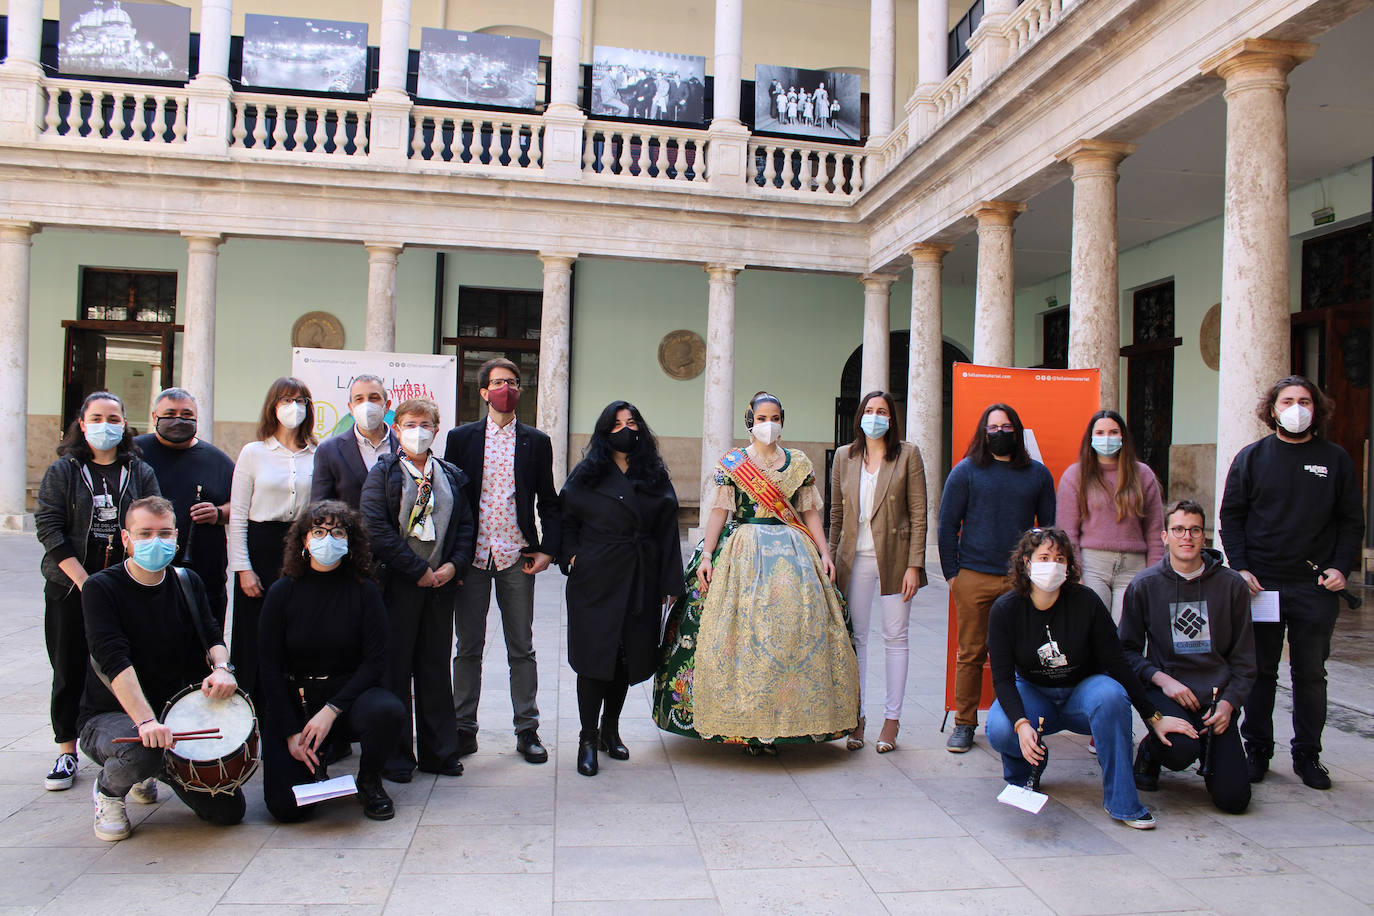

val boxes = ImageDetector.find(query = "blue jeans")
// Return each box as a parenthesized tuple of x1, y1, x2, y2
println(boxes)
(986, 674, 1148, 821)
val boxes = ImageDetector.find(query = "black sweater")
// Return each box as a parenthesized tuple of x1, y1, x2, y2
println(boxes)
(258, 570, 389, 738)
(1118, 550, 1257, 712)
(987, 583, 1156, 726)
(1219, 434, 1363, 582)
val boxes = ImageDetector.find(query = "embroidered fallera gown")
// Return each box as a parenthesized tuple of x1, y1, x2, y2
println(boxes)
(653, 445, 859, 746)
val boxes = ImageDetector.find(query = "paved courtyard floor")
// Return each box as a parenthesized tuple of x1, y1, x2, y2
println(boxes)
(2, 532, 1372, 914)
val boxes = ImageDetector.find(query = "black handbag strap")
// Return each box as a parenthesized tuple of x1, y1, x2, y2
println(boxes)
(172, 566, 213, 657)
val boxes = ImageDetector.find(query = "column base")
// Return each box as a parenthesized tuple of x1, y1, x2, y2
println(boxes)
(541, 105, 588, 180)
(183, 76, 233, 156)
(0, 66, 45, 143)
(368, 93, 415, 167)
(967, 14, 1013, 88)
(0, 513, 34, 532)
(706, 120, 751, 190)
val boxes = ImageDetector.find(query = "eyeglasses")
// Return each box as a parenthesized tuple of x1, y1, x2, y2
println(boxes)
(986, 424, 1016, 434)
(1168, 526, 1205, 539)
(309, 526, 348, 540)
(278, 397, 309, 407)
(486, 378, 520, 390)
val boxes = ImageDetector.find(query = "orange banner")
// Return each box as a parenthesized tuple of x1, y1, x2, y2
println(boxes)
(943, 364, 1102, 716)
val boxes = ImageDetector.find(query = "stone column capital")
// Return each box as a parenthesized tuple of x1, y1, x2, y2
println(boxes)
(704, 264, 744, 282)
(1202, 39, 1316, 84)
(966, 200, 1026, 226)
(181, 232, 224, 250)
(1055, 139, 1138, 174)
(365, 242, 405, 259)
(538, 252, 578, 270)
(0, 221, 39, 242)
(859, 273, 898, 291)
(908, 241, 954, 264)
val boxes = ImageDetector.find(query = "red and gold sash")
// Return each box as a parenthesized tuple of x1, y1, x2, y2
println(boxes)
(719, 448, 819, 551)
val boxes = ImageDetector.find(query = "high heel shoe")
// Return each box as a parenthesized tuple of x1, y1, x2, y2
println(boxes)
(577, 729, 599, 776)
(875, 719, 899, 754)
(599, 720, 629, 760)
(846, 716, 866, 751)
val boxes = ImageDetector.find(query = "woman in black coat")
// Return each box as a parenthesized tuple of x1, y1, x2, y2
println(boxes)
(561, 401, 683, 777)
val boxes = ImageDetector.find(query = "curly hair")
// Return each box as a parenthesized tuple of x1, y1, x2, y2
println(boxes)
(1005, 526, 1081, 597)
(1256, 374, 1334, 438)
(567, 400, 670, 490)
(279, 500, 374, 582)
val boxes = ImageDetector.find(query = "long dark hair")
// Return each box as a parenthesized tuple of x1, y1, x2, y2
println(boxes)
(1005, 526, 1081, 597)
(57, 390, 140, 462)
(1256, 374, 1334, 438)
(568, 400, 670, 489)
(256, 377, 317, 449)
(851, 390, 901, 463)
(965, 402, 1030, 469)
(279, 500, 374, 582)
(1075, 409, 1145, 522)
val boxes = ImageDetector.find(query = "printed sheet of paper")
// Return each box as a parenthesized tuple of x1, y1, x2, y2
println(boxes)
(292, 774, 356, 806)
(1251, 590, 1280, 623)
(997, 783, 1049, 814)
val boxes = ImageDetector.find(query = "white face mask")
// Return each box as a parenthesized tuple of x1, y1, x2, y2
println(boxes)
(1277, 403, 1313, 435)
(276, 402, 306, 430)
(1029, 561, 1067, 592)
(352, 401, 386, 431)
(400, 426, 435, 455)
(751, 420, 782, 446)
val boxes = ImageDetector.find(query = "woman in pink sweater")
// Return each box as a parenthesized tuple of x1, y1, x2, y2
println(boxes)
(1056, 409, 1164, 625)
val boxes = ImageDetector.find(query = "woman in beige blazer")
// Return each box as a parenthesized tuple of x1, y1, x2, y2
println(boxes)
(828, 391, 928, 753)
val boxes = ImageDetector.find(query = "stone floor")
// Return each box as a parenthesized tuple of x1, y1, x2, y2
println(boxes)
(2, 532, 1373, 914)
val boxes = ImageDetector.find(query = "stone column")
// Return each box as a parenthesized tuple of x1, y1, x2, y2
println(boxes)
(700, 265, 742, 508)
(181, 234, 223, 442)
(707, 0, 750, 190)
(908, 243, 952, 539)
(906, 0, 948, 142)
(378, 0, 412, 96)
(868, 0, 896, 139)
(1057, 139, 1136, 409)
(368, 0, 415, 165)
(860, 274, 896, 395)
(364, 243, 404, 352)
(0, 0, 45, 142)
(198, 0, 234, 82)
(543, 0, 588, 179)
(1204, 39, 1315, 526)
(968, 201, 1025, 367)
(0, 222, 36, 529)
(967, 0, 1015, 88)
(184, 0, 234, 154)
(537, 253, 576, 485)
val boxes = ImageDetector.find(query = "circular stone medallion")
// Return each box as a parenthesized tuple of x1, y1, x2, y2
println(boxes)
(292, 311, 346, 350)
(658, 330, 706, 380)
(1200, 304, 1221, 371)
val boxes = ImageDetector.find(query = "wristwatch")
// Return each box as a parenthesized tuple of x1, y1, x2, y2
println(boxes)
(211, 662, 236, 675)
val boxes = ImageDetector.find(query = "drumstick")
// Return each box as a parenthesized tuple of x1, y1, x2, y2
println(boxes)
(113, 730, 222, 744)
(166, 728, 222, 736)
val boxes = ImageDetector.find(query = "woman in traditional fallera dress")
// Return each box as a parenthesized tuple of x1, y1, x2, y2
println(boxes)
(654, 392, 859, 752)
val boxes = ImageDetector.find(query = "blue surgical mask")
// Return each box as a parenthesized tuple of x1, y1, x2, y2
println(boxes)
(1091, 435, 1123, 457)
(130, 536, 177, 573)
(308, 534, 349, 568)
(84, 421, 124, 451)
(860, 414, 890, 439)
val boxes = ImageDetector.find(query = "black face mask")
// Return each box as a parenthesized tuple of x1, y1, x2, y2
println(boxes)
(986, 429, 1017, 457)
(156, 416, 197, 444)
(607, 427, 639, 454)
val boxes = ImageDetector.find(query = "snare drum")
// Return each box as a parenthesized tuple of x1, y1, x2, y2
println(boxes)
(161, 685, 260, 796)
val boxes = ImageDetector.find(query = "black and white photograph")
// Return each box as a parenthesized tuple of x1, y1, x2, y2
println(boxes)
(241, 14, 369, 94)
(591, 46, 706, 124)
(417, 28, 540, 109)
(754, 64, 861, 141)
(58, 0, 190, 82)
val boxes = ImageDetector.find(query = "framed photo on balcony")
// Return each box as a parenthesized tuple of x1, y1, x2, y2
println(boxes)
(590, 46, 706, 125)
(754, 65, 861, 143)
(241, 14, 368, 95)
(58, 0, 191, 83)
(418, 29, 540, 110)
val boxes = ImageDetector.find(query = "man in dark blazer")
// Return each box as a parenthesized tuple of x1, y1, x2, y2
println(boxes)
(312, 374, 399, 508)
(444, 357, 561, 764)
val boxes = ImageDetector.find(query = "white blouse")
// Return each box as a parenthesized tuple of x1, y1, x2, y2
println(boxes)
(228, 437, 317, 572)
(856, 465, 878, 555)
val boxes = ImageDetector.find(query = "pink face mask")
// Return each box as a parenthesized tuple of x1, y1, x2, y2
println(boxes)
(487, 386, 520, 414)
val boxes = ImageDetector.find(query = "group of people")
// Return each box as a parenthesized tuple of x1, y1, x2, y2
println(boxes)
(596, 64, 705, 122)
(768, 79, 838, 130)
(34, 361, 1361, 843)
(940, 376, 1362, 829)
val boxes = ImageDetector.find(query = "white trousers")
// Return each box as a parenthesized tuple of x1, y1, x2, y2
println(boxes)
(846, 552, 913, 721)
(1079, 548, 1147, 625)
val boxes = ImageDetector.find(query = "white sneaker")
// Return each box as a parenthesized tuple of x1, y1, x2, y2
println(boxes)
(1118, 811, 1157, 830)
(129, 777, 159, 805)
(92, 782, 132, 842)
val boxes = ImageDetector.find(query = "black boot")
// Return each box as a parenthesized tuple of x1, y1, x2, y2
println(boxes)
(577, 729, 599, 776)
(356, 770, 395, 821)
(1133, 737, 1160, 792)
(599, 719, 629, 760)
(1245, 741, 1272, 784)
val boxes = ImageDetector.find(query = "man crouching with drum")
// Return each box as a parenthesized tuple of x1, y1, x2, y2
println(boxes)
(79, 496, 245, 841)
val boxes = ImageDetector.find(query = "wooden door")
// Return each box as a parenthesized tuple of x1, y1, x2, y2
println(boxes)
(1121, 280, 1180, 491)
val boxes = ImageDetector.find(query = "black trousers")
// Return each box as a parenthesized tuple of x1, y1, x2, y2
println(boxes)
(384, 578, 460, 774)
(261, 685, 407, 823)
(44, 581, 87, 745)
(1240, 578, 1339, 758)
(1144, 685, 1250, 814)
(231, 520, 291, 707)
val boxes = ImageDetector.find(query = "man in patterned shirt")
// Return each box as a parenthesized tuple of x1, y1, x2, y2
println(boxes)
(444, 358, 562, 763)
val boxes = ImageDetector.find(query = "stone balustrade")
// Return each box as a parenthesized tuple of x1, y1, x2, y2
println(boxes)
(229, 93, 371, 157)
(39, 80, 188, 145)
(1006, 0, 1076, 56)
(932, 57, 974, 127)
(410, 107, 544, 170)
(582, 121, 708, 183)
(750, 140, 867, 198)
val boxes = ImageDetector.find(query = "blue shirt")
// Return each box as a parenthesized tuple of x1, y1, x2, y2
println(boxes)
(938, 457, 1056, 580)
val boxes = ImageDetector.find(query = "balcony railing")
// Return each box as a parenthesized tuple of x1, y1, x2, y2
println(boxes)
(750, 141, 867, 198)
(1007, 0, 1071, 55)
(581, 120, 708, 183)
(39, 80, 187, 145)
(410, 107, 543, 171)
(229, 94, 370, 157)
